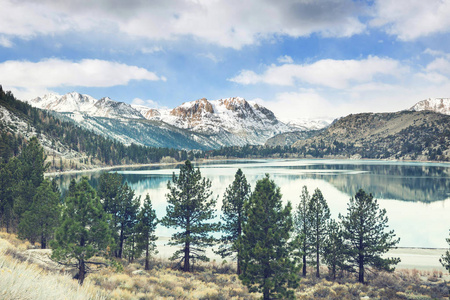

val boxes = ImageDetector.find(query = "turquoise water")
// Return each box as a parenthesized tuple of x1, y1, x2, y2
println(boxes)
(53, 159, 450, 248)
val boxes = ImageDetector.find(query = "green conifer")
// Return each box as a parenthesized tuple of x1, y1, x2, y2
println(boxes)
(340, 189, 400, 283)
(307, 188, 331, 278)
(18, 179, 60, 248)
(294, 185, 311, 277)
(216, 168, 250, 275)
(136, 194, 158, 270)
(239, 174, 299, 300)
(161, 160, 219, 272)
(51, 177, 113, 285)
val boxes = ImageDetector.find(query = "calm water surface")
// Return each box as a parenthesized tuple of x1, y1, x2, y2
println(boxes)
(53, 159, 450, 248)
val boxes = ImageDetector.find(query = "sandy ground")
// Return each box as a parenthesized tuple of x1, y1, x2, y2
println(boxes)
(390, 247, 447, 272)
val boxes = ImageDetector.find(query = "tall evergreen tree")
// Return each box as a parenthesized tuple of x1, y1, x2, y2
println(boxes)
(13, 136, 50, 224)
(116, 183, 140, 258)
(340, 189, 400, 283)
(239, 174, 299, 300)
(161, 160, 219, 272)
(18, 179, 61, 248)
(216, 168, 250, 275)
(294, 185, 311, 277)
(308, 188, 330, 278)
(136, 194, 158, 270)
(51, 177, 112, 285)
(98, 172, 123, 218)
(0, 160, 15, 231)
(97, 172, 139, 258)
(323, 219, 346, 280)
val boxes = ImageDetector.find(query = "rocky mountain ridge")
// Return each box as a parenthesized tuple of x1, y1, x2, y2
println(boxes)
(28, 93, 320, 148)
(291, 110, 450, 161)
(409, 98, 450, 115)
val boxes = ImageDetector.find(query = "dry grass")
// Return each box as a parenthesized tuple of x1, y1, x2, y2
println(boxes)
(87, 260, 259, 299)
(0, 250, 106, 300)
(1, 231, 450, 299)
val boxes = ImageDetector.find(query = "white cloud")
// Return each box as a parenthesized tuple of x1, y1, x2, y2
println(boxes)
(242, 54, 450, 119)
(426, 57, 450, 76)
(0, 0, 366, 49)
(277, 55, 293, 64)
(371, 0, 450, 40)
(0, 36, 13, 47)
(229, 56, 406, 89)
(198, 53, 221, 63)
(423, 48, 449, 58)
(0, 58, 164, 99)
(141, 46, 164, 54)
(131, 98, 165, 108)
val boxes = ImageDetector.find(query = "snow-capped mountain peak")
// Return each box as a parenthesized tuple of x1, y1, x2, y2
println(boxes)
(409, 98, 450, 115)
(28, 92, 143, 119)
(133, 96, 292, 145)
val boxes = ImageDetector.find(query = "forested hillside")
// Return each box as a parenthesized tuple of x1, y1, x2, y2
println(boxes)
(0, 86, 195, 170)
(292, 111, 450, 161)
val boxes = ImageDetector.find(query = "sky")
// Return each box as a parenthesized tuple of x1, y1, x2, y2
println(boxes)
(1, 0, 450, 120)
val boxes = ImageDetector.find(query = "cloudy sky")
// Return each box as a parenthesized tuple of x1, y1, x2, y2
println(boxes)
(1, 0, 450, 120)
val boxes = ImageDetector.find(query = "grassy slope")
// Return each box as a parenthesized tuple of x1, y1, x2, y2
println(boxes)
(1, 232, 449, 299)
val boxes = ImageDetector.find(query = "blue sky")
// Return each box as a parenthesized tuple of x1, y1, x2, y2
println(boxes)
(1, 0, 450, 119)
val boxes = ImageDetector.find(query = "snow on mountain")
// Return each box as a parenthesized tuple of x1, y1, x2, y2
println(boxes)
(281, 118, 333, 131)
(137, 97, 292, 145)
(409, 98, 450, 115)
(27, 93, 323, 148)
(28, 92, 143, 119)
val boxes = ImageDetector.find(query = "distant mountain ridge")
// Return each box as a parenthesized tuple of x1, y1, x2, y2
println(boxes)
(291, 110, 450, 161)
(28, 93, 329, 148)
(29, 92, 144, 119)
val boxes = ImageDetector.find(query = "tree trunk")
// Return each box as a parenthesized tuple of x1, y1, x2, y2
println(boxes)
(184, 232, 190, 272)
(316, 225, 320, 278)
(118, 228, 124, 258)
(263, 267, 270, 300)
(316, 248, 320, 278)
(145, 241, 150, 270)
(41, 233, 46, 249)
(302, 254, 307, 276)
(78, 259, 86, 285)
(237, 216, 242, 275)
(359, 254, 364, 283)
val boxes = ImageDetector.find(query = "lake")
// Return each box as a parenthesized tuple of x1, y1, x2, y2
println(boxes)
(52, 159, 450, 249)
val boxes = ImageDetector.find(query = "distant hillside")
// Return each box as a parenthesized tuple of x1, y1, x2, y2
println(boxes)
(0, 86, 192, 170)
(265, 130, 322, 147)
(292, 110, 450, 161)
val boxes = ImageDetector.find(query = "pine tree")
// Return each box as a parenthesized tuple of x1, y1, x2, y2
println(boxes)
(216, 168, 250, 275)
(97, 172, 139, 258)
(13, 137, 50, 224)
(340, 189, 400, 283)
(0, 160, 15, 232)
(136, 194, 158, 270)
(294, 185, 311, 277)
(116, 183, 140, 258)
(308, 188, 330, 278)
(323, 219, 345, 280)
(51, 177, 113, 285)
(239, 174, 299, 300)
(161, 160, 219, 272)
(18, 179, 61, 248)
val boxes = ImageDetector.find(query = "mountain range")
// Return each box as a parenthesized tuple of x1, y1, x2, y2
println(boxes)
(27, 93, 329, 149)
(1, 86, 448, 165)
